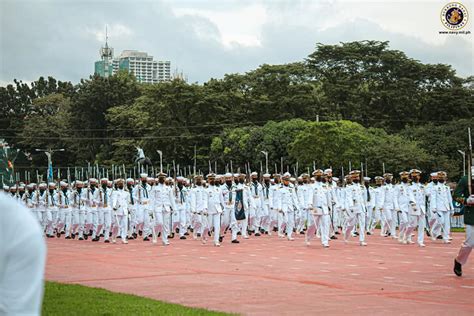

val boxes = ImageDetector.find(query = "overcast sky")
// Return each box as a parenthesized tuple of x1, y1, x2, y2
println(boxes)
(0, 0, 472, 86)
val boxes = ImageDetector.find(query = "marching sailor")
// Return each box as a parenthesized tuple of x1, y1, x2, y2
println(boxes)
(343, 170, 367, 246)
(111, 178, 130, 244)
(151, 172, 176, 245)
(203, 173, 224, 246)
(430, 171, 453, 243)
(277, 172, 300, 241)
(306, 170, 330, 247)
(190, 175, 207, 240)
(394, 171, 416, 244)
(249, 172, 263, 236)
(410, 169, 426, 247)
(220, 173, 240, 243)
(133, 173, 152, 241)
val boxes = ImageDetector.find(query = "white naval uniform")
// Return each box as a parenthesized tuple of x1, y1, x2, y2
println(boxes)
(261, 182, 272, 233)
(132, 183, 152, 239)
(55, 189, 72, 237)
(382, 183, 397, 237)
(394, 182, 416, 242)
(220, 183, 239, 240)
(276, 183, 300, 240)
(369, 185, 385, 235)
(307, 181, 330, 246)
(269, 183, 281, 234)
(297, 183, 312, 233)
(411, 181, 426, 245)
(31, 190, 47, 233)
(95, 186, 112, 241)
(111, 188, 130, 241)
(151, 183, 176, 244)
(248, 181, 264, 233)
(430, 182, 453, 241)
(203, 184, 225, 245)
(172, 185, 189, 237)
(86, 187, 99, 238)
(190, 185, 208, 239)
(363, 185, 375, 234)
(71, 188, 88, 238)
(343, 183, 366, 243)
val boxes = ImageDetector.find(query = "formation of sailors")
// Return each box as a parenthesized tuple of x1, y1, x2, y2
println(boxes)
(3, 168, 455, 248)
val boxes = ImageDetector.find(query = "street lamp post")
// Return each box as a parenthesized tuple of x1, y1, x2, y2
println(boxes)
(35, 148, 65, 182)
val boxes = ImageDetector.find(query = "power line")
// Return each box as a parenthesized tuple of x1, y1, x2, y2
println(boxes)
(0, 133, 222, 140)
(0, 116, 470, 132)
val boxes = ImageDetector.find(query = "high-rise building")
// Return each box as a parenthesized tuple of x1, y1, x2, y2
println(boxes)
(111, 50, 171, 83)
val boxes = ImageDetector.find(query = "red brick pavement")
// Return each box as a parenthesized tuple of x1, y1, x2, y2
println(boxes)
(45, 232, 474, 315)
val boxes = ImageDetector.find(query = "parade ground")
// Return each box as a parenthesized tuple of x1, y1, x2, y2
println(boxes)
(45, 232, 473, 315)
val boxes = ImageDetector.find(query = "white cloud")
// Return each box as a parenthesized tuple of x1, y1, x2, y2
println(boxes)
(85, 23, 134, 43)
(173, 4, 267, 48)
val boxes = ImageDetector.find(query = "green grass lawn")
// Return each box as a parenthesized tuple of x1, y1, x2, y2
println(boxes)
(43, 281, 232, 316)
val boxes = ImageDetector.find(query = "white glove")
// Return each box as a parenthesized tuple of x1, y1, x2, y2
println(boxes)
(466, 195, 474, 206)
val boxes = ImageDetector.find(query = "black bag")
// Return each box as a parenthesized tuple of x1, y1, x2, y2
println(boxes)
(235, 206, 246, 221)
(234, 189, 246, 221)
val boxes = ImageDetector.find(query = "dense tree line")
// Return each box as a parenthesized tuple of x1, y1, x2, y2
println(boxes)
(0, 41, 472, 181)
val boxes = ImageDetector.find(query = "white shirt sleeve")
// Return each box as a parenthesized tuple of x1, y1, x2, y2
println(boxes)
(0, 194, 46, 316)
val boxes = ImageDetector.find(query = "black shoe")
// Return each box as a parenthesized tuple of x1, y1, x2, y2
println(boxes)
(180, 236, 187, 240)
(273, 227, 278, 232)
(79, 237, 84, 241)
(84, 235, 88, 240)
(104, 240, 110, 243)
(65, 236, 71, 240)
(184, 232, 190, 236)
(330, 235, 338, 240)
(367, 232, 372, 235)
(56, 232, 61, 238)
(231, 239, 240, 244)
(92, 237, 100, 242)
(128, 236, 135, 240)
(437, 235, 443, 240)
(454, 259, 462, 277)
(259, 228, 265, 234)
(265, 231, 269, 235)
(299, 231, 305, 235)
(169, 233, 175, 239)
(157, 233, 161, 238)
(117, 235, 121, 239)
(219, 236, 224, 243)
(354, 232, 359, 236)
(208, 231, 211, 237)
(175, 228, 180, 234)
(387, 232, 391, 237)
(72, 233, 76, 239)
(197, 233, 201, 237)
(248, 230, 254, 236)
(143, 236, 149, 241)
(426, 230, 431, 237)
(335, 231, 340, 235)
(132, 233, 137, 239)
(255, 233, 261, 237)
(100, 233, 104, 237)
(237, 232, 242, 235)
(190, 228, 194, 233)
(138, 230, 143, 236)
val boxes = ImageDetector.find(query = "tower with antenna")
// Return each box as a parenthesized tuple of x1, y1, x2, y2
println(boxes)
(94, 25, 114, 77)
